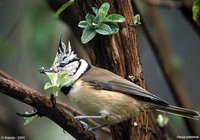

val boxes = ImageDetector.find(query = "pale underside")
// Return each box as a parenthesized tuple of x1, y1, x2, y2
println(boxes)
(68, 80, 143, 125)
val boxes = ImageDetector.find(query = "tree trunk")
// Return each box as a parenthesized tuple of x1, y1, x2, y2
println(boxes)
(46, 0, 165, 139)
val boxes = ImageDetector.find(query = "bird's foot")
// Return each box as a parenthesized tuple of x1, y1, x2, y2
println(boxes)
(74, 116, 100, 139)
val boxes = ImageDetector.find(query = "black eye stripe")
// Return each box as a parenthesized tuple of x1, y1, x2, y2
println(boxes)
(59, 63, 66, 67)
(68, 58, 79, 64)
(59, 58, 80, 67)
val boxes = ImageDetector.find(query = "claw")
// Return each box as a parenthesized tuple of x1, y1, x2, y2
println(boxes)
(89, 124, 107, 131)
(90, 130, 99, 140)
(74, 115, 102, 139)
(79, 120, 89, 131)
(74, 116, 89, 131)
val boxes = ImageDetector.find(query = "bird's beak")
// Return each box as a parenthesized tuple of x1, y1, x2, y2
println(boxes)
(38, 67, 55, 74)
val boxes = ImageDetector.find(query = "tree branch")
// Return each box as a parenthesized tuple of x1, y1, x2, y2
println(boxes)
(0, 76, 95, 140)
(0, 70, 110, 135)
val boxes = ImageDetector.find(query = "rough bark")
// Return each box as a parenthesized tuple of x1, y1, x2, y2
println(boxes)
(46, 0, 165, 139)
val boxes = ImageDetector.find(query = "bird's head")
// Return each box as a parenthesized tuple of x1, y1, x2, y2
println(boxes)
(39, 39, 80, 76)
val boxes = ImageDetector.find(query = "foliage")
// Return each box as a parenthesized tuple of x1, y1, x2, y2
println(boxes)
(192, 0, 200, 26)
(133, 14, 141, 25)
(78, 2, 125, 44)
(156, 114, 169, 128)
(44, 72, 70, 96)
(55, 0, 74, 17)
(23, 111, 38, 125)
(23, 72, 70, 125)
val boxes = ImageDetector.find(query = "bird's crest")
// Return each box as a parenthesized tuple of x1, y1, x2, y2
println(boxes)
(52, 39, 77, 67)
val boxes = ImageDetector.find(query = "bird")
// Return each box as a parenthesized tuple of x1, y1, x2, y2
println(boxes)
(41, 40, 200, 127)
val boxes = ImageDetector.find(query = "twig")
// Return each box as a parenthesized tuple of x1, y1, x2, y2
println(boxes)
(0, 70, 19, 83)
(0, 77, 95, 140)
(16, 111, 39, 117)
(0, 70, 110, 135)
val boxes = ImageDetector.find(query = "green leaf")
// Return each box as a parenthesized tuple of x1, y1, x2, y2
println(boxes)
(55, 0, 74, 17)
(81, 27, 97, 44)
(24, 112, 37, 125)
(44, 82, 53, 90)
(57, 72, 69, 81)
(98, 2, 110, 19)
(57, 72, 71, 88)
(92, 15, 101, 28)
(106, 22, 119, 34)
(133, 14, 141, 25)
(95, 23, 113, 35)
(44, 72, 70, 96)
(78, 2, 126, 43)
(59, 80, 71, 89)
(192, 0, 200, 26)
(92, 7, 99, 15)
(156, 114, 169, 128)
(45, 72, 58, 85)
(85, 13, 95, 26)
(78, 20, 88, 28)
(105, 14, 125, 23)
(51, 86, 60, 92)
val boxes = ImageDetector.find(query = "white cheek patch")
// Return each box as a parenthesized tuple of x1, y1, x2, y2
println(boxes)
(70, 59, 88, 82)
(63, 61, 79, 75)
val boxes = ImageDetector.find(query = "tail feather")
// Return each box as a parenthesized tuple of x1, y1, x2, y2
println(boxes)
(152, 105, 200, 120)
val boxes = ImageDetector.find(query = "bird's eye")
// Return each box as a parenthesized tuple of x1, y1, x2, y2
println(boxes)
(59, 63, 66, 67)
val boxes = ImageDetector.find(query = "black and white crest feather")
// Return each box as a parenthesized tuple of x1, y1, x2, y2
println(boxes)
(52, 40, 77, 67)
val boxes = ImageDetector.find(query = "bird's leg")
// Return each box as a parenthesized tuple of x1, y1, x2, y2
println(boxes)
(79, 120, 89, 131)
(89, 125, 108, 140)
(75, 115, 104, 120)
(75, 115, 104, 132)
(74, 115, 106, 140)
(75, 111, 109, 122)
(89, 124, 108, 131)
